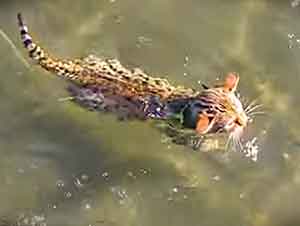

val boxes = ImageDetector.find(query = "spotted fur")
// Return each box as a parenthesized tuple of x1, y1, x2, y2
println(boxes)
(17, 13, 198, 103)
(17, 13, 249, 141)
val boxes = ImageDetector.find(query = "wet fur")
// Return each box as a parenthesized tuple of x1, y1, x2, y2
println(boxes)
(17, 13, 251, 148)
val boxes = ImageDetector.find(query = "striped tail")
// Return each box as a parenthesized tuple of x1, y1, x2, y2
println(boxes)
(17, 13, 47, 61)
(17, 13, 83, 81)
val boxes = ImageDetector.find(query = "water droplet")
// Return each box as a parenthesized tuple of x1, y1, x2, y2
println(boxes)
(212, 175, 221, 181)
(291, 0, 300, 7)
(64, 191, 72, 199)
(137, 36, 152, 48)
(81, 174, 89, 181)
(282, 152, 290, 160)
(85, 203, 91, 210)
(74, 174, 90, 188)
(102, 171, 108, 177)
(74, 178, 83, 188)
(56, 180, 65, 188)
(127, 171, 136, 179)
(139, 168, 149, 174)
(172, 187, 178, 193)
(110, 186, 129, 205)
(17, 213, 47, 226)
(101, 171, 109, 180)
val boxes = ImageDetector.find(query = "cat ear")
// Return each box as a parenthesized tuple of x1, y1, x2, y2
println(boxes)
(196, 114, 210, 134)
(223, 72, 239, 92)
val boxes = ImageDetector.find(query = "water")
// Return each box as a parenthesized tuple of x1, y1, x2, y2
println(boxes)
(0, 0, 300, 226)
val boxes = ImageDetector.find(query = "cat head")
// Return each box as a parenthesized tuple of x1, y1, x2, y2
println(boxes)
(183, 72, 248, 137)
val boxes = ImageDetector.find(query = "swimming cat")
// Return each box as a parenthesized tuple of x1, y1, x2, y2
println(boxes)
(17, 13, 257, 153)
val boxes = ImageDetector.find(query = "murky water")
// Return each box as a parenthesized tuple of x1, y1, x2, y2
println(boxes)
(0, 1, 300, 226)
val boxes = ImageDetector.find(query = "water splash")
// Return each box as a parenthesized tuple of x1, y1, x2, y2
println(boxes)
(291, 0, 300, 8)
(288, 33, 300, 49)
(243, 137, 260, 162)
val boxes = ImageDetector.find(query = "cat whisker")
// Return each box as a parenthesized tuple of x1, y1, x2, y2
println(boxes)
(246, 104, 264, 114)
(237, 138, 243, 152)
(233, 135, 243, 152)
(245, 99, 258, 112)
(231, 137, 237, 150)
(228, 126, 244, 152)
(239, 95, 250, 107)
(247, 111, 266, 116)
(246, 105, 263, 113)
(225, 133, 234, 151)
(243, 98, 254, 107)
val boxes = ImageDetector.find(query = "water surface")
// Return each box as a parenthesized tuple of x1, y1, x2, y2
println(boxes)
(0, 1, 300, 226)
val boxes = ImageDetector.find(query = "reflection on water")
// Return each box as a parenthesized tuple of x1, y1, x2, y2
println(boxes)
(0, 0, 300, 226)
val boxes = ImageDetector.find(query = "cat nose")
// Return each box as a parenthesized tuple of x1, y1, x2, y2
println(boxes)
(236, 112, 248, 127)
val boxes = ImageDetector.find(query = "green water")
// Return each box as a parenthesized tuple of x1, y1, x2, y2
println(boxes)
(0, 1, 300, 226)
